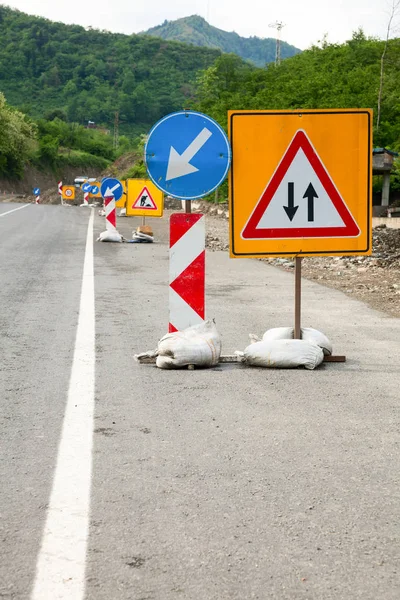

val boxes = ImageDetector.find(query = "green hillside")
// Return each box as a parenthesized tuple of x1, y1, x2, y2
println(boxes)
(0, 6, 222, 132)
(194, 31, 400, 150)
(143, 15, 300, 66)
(194, 32, 400, 195)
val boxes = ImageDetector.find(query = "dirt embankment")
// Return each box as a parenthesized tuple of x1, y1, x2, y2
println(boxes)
(0, 165, 103, 199)
(200, 202, 400, 318)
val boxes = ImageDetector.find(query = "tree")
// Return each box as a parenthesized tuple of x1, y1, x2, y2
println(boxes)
(0, 93, 36, 177)
(377, 0, 400, 130)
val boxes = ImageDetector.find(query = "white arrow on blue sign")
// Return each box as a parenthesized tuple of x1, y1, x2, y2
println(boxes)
(100, 177, 123, 200)
(90, 185, 100, 195)
(82, 182, 92, 193)
(145, 111, 231, 200)
(33, 188, 40, 195)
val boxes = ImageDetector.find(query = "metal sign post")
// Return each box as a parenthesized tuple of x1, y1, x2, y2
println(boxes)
(294, 257, 302, 339)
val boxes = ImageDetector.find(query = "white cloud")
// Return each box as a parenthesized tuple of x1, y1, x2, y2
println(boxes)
(5, 0, 395, 49)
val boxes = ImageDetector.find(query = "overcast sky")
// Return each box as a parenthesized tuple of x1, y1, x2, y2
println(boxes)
(4, 0, 398, 49)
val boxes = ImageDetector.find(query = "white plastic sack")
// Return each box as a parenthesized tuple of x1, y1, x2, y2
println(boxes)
(156, 320, 221, 369)
(301, 327, 332, 356)
(261, 326, 332, 356)
(242, 339, 324, 370)
(262, 327, 294, 341)
(97, 230, 123, 243)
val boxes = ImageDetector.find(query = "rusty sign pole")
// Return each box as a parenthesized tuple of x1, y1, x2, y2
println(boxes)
(294, 257, 302, 339)
(185, 200, 191, 214)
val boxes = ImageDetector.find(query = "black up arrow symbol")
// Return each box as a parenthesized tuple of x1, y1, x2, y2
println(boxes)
(303, 183, 318, 222)
(283, 182, 298, 221)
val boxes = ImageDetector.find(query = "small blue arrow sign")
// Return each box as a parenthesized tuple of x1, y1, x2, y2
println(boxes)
(82, 182, 92, 192)
(90, 185, 99, 195)
(145, 111, 231, 200)
(100, 177, 123, 200)
(33, 187, 40, 195)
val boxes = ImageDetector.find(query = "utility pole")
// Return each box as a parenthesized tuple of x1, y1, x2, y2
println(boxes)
(113, 111, 119, 150)
(269, 21, 285, 66)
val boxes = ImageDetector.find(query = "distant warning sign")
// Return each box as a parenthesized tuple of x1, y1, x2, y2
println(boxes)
(126, 179, 164, 217)
(229, 110, 372, 257)
(62, 185, 75, 200)
(132, 187, 157, 210)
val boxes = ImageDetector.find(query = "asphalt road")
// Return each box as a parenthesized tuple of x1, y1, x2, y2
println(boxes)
(1, 202, 400, 600)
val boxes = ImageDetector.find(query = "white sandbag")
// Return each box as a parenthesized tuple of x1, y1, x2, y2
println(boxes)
(132, 231, 154, 243)
(243, 339, 324, 370)
(261, 326, 332, 355)
(248, 333, 261, 344)
(301, 327, 332, 356)
(97, 230, 123, 243)
(156, 320, 221, 369)
(262, 327, 294, 341)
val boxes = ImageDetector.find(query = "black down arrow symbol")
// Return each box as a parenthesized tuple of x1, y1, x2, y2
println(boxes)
(283, 182, 298, 221)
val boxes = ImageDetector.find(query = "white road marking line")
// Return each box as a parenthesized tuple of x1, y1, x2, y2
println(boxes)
(31, 210, 95, 600)
(0, 203, 31, 217)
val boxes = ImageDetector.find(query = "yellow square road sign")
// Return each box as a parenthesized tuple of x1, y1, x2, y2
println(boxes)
(126, 179, 164, 217)
(62, 185, 75, 201)
(229, 109, 372, 258)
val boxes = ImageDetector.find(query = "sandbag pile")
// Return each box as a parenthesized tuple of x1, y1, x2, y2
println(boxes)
(237, 327, 332, 370)
(135, 320, 221, 369)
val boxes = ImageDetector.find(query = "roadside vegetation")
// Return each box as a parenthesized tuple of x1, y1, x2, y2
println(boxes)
(0, 5, 400, 196)
(194, 31, 400, 194)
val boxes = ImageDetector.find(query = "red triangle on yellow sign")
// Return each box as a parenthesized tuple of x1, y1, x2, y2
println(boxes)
(132, 186, 157, 210)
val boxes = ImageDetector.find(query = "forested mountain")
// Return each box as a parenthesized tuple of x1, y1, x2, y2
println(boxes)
(194, 32, 400, 150)
(0, 5, 399, 194)
(144, 15, 300, 66)
(0, 6, 221, 132)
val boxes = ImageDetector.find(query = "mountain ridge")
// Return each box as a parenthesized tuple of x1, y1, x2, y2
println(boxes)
(0, 6, 222, 131)
(143, 15, 300, 66)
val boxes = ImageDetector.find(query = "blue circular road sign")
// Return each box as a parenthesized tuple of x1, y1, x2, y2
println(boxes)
(100, 177, 123, 200)
(91, 185, 100, 195)
(82, 182, 92, 193)
(33, 187, 40, 195)
(145, 111, 231, 200)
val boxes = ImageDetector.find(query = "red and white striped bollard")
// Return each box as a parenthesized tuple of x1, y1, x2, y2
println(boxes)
(104, 195, 117, 231)
(169, 213, 205, 332)
(58, 180, 63, 204)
